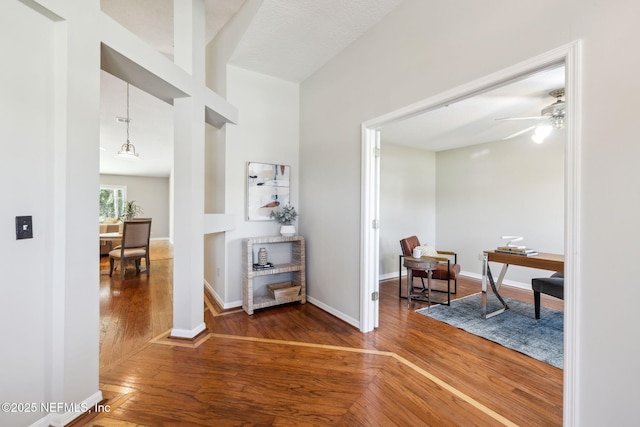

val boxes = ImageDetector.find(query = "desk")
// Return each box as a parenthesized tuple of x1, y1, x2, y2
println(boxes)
(482, 250, 564, 318)
(403, 257, 437, 308)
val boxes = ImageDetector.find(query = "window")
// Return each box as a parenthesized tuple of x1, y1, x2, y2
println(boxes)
(99, 185, 126, 221)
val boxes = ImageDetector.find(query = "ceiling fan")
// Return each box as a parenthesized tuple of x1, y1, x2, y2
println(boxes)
(498, 88, 565, 142)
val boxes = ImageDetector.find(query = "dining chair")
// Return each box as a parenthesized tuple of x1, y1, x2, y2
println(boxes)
(109, 219, 152, 280)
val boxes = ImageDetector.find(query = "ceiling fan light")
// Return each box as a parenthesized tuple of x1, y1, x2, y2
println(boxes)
(532, 124, 552, 144)
(535, 124, 553, 137)
(531, 134, 546, 144)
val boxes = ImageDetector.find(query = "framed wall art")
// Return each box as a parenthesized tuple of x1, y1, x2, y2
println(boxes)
(246, 162, 290, 221)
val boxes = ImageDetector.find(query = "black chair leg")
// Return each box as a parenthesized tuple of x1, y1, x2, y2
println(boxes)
(534, 290, 541, 319)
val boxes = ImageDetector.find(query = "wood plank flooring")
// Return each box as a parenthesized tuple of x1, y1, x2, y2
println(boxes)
(99, 241, 174, 370)
(87, 246, 563, 426)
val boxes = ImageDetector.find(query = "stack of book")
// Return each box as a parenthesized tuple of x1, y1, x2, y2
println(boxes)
(495, 246, 538, 256)
(253, 262, 275, 270)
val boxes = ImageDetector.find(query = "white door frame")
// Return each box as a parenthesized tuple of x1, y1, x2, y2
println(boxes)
(360, 127, 381, 330)
(359, 41, 582, 426)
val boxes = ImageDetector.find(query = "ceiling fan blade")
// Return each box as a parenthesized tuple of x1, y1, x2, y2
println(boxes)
(502, 125, 536, 140)
(495, 116, 547, 121)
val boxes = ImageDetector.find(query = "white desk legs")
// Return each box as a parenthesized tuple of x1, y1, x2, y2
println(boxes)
(482, 252, 510, 319)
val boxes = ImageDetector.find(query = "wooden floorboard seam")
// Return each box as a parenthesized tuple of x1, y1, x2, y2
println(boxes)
(171, 330, 520, 426)
(130, 325, 519, 426)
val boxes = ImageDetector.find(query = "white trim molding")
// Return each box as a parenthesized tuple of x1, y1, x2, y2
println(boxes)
(307, 296, 360, 329)
(30, 391, 103, 427)
(171, 322, 207, 339)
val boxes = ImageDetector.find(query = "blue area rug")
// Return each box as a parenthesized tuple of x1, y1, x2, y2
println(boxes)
(416, 293, 563, 369)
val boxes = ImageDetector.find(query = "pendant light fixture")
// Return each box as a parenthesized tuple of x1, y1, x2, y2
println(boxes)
(117, 83, 140, 160)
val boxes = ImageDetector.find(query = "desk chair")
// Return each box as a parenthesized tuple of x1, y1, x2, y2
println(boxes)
(531, 272, 564, 319)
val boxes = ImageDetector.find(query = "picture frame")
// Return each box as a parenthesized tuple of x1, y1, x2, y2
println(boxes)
(246, 162, 290, 221)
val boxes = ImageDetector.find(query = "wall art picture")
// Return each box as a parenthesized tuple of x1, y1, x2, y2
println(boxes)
(246, 162, 290, 221)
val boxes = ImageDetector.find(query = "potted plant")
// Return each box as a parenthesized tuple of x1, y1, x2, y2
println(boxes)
(270, 204, 298, 236)
(122, 200, 144, 221)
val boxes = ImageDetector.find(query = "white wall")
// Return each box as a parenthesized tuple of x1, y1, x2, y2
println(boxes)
(1, 1, 103, 425)
(379, 143, 436, 277)
(204, 123, 227, 304)
(300, 0, 640, 424)
(204, 65, 299, 307)
(100, 174, 170, 238)
(379, 132, 564, 287)
(0, 4, 52, 425)
(436, 132, 564, 285)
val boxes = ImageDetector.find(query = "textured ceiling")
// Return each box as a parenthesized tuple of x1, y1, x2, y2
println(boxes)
(100, 0, 246, 59)
(229, 0, 404, 82)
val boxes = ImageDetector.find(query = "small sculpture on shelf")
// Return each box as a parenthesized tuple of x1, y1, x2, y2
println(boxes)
(253, 247, 274, 270)
(258, 247, 268, 266)
(270, 203, 298, 236)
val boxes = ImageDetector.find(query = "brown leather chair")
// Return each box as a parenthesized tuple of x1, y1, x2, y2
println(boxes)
(399, 236, 460, 304)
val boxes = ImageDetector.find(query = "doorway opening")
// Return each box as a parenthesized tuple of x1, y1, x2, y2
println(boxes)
(360, 41, 582, 424)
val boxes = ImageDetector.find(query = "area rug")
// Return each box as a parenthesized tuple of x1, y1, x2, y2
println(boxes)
(416, 293, 563, 369)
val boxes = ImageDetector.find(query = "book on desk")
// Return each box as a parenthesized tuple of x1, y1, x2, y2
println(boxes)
(495, 246, 538, 256)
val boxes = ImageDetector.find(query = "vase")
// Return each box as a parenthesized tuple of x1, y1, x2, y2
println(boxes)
(258, 247, 268, 266)
(280, 224, 296, 237)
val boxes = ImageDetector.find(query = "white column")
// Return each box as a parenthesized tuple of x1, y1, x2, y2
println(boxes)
(171, 0, 207, 338)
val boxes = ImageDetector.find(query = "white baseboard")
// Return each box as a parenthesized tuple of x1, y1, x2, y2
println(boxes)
(204, 279, 223, 307)
(383, 270, 530, 290)
(171, 322, 206, 339)
(30, 390, 103, 427)
(380, 271, 400, 281)
(306, 296, 359, 329)
(203, 279, 242, 310)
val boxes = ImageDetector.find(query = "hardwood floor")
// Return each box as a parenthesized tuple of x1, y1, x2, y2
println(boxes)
(86, 247, 563, 426)
(99, 240, 174, 370)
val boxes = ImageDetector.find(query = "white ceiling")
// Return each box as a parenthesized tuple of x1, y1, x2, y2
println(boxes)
(228, 0, 405, 82)
(381, 66, 565, 151)
(98, 0, 564, 177)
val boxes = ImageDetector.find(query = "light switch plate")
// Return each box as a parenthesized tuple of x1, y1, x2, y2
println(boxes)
(16, 216, 33, 240)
